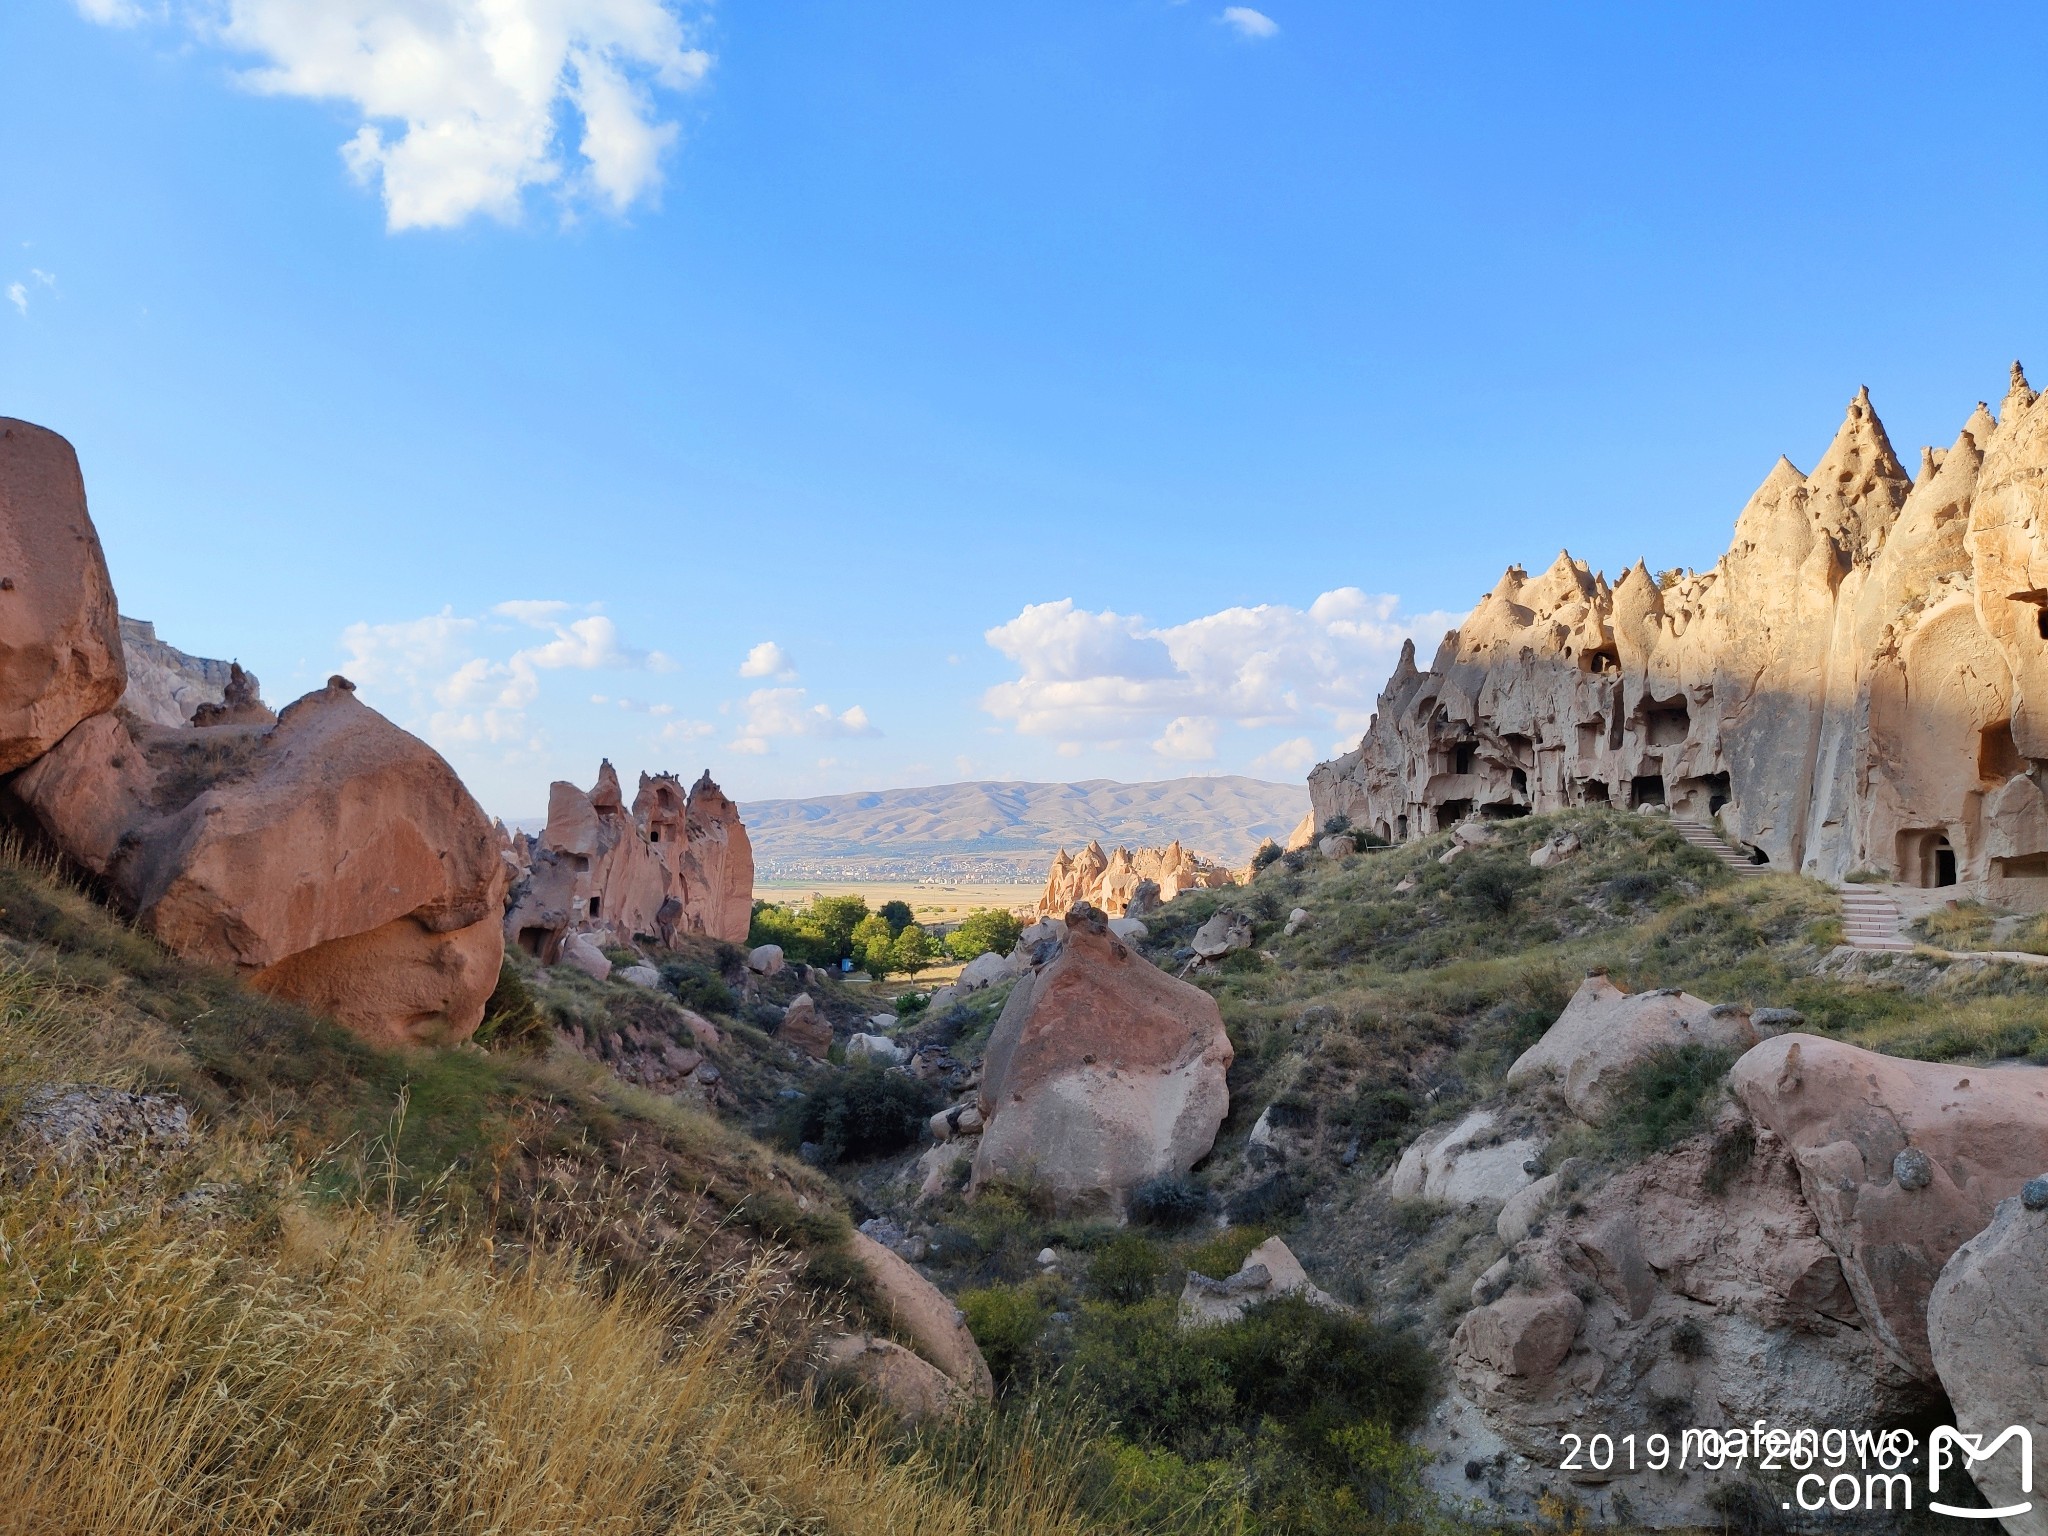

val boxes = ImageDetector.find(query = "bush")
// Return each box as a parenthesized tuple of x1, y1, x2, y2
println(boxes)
(1087, 1234, 1166, 1305)
(658, 959, 734, 1016)
(877, 900, 915, 936)
(473, 959, 544, 1051)
(947, 909, 1023, 963)
(958, 1283, 1048, 1385)
(782, 1064, 937, 1164)
(1251, 841, 1283, 873)
(1453, 858, 1537, 915)
(1601, 1044, 1736, 1156)
(1127, 1174, 1212, 1228)
(894, 990, 930, 1016)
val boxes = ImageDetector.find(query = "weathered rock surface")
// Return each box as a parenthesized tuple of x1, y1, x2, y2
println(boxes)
(503, 762, 754, 961)
(816, 1334, 964, 1425)
(972, 903, 1232, 1205)
(1732, 1032, 2048, 1382)
(1928, 1193, 2048, 1536)
(775, 993, 832, 1060)
(0, 418, 127, 771)
(1309, 366, 2048, 892)
(1505, 973, 1758, 1120)
(1178, 1236, 1341, 1327)
(1188, 909, 1252, 959)
(118, 617, 266, 728)
(1384, 1108, 1541, 1208)
(1035, 838, 1236, 918)
(16, 677, 507, 1047)
(847, 1230, 993, 1397)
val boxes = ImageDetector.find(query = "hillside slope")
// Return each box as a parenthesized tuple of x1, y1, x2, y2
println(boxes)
(742, 776, 1309, 879)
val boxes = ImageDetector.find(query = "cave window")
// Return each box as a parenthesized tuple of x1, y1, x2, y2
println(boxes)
(1980, 721, 2024, 783)
(516, 927, 547, 957)
(1630, 775, 1666, 807)
(1511, 767, 1528, 793)
(588, 897, 601, 918)
(1580, 779, 1610, 805)
(1578, 721, 1605, 757)
(2038, 609, 2048, 641)
(1937, 843, 1958, 886)
(1583, 646, 1620, 674)
(1435, 799, 1473, 830)
(1395, 814, 1408, 840)
(1899, 829, 1958, 888)
(1453, 743, 1476, 775)
(650, 829, 661, 843)
(1376, 820, 1391, 841)
(1645, 702, 1691, 747)
(1704, 772, 1732, 815)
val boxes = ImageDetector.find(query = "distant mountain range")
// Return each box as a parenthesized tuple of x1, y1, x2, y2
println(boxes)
(739, 776, 1310, 882)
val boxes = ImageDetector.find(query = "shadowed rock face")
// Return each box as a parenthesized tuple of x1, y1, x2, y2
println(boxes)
(0, 419, 126, 772)
(1035, 838, 1235, 918)
(1310, 366, 2048, 892)
(971, 902, 1232, 1206)
(502, 762, 755, 958)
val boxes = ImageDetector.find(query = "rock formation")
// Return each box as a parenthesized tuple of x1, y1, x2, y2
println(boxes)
(1310, 365, 2048, 893)
(1731, 1032, 2048, 1382)
(971, 902, 1232, 1206)
(0, 419, 506, 1049)
(1034, 839, 1235, 918)
(503, 762, 755, 958)
(118, 617, 265, 727)
(1504, 973, 1758, 1120)
(1928, 1190, 2048, 1536)
(0, 419, 127, 772)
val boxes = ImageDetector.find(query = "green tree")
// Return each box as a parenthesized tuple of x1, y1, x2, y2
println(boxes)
(850, 912, 896, 979)
(808, 895, 871, 961)
(877, 899, 915, 936)
(946, 907, 1023, 962)
(890, 923, 933, 974)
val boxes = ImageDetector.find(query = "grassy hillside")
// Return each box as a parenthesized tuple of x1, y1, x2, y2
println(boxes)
(0, 845, 1149, 1536)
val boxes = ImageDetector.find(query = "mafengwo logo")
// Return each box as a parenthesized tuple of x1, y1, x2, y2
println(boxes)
(1929, 1427, 2032, 1521)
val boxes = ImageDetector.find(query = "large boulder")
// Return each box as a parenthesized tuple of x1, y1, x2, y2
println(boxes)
(847, 1230, 993, 1397)
(1732, 1033, 2048, 1382)
(774, 993, 832, 1060)
(0, 418, 126, 771)
(15, 677, 507, 1047)
(956, 949, 1018, 991)
(1928, 1188, 2048, 1536)
(816, 1334, 964, 1425)
(1385, 1108, 1541, 1208)
(1178, 1236, 1341, 1327)
(972, 902, 1232, 1206)
(1188, 909, 1252, 959)
(1505, 974, 1758, 1120)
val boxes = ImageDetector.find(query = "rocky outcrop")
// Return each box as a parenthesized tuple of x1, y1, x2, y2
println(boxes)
(1504, 973, 1758, 1120)
(816, 1334, 965, 1426)
(1384, 1107, 1541, 1208)
(971, 902, 1232, 1206)
(1310, 365, 2048, 893)
(1179, 1236, 1341, 1327)
(1928, 1190, 2048, 1536)
(16, 677, 508, 1047)
(847, 1231, 994, 1398)
(118, 616, 266, 728)
(0, 419, 127, 772)
(503, 763, 754, 959)
(1731, 1032, 2048, 1382)
(1034, 839, 1235, 918)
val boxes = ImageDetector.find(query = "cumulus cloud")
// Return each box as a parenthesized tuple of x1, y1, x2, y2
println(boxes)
(729, 687, 876, 755)
(1251, 736, 1319, 776)
(738, 640, 795, 679)
(75, 0, 711, 230)
(4, 284, 23, 317)
(982, 588, 1459, 764)
(339, 599, 674, 752)
(1219, 6, 1279, 39)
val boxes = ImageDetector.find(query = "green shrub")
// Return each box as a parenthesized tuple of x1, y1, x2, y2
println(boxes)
(473, 959, 544, 1051)
(782, 1064, 936, 1163)
(877, 900, 915, 936)
(658, 959, 734, 1016)
(1454, 857, 1537, 915)
(1128, 1174, 1212, 1228)
(1251, 842, 1283, 873)
(1087, 1234, 1166, 1305)
(1601, 1044, 1735, 1156)
(958, 1283, 1049, 1386)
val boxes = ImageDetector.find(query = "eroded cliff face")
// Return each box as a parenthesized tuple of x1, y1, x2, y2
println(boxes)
(504, 762, 756, 955)
(1034, 839, 1235, 918)
(1310, 366, 2048, 892)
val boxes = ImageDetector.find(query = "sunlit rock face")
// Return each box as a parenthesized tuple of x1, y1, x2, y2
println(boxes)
(1310, 365, 2048, 894)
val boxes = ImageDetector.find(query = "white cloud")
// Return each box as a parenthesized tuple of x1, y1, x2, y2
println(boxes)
(729, 686, 876, 755)
(1219, 6, 1279, 39)
(1252, 736, 1319, 776)
(982, 587, 1459, 761)
(339, 598, 675, 754)
(738, 640, 795, 679)
(5, 284, 23, 317)
(1154, 715, 1218, 762)
(76, 0, 711, 231)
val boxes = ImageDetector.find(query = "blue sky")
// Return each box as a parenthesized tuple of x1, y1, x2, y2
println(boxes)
(4, 2, 2045, 818)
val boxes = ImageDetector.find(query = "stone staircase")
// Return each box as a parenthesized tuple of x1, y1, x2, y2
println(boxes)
(1673, 820, 1763, 876)
(1835, 884, 1914, 952)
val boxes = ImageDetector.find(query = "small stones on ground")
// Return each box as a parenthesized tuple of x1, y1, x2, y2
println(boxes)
(16, 1086, 193, 1167)
(1036, 1247, 1059, 1267)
